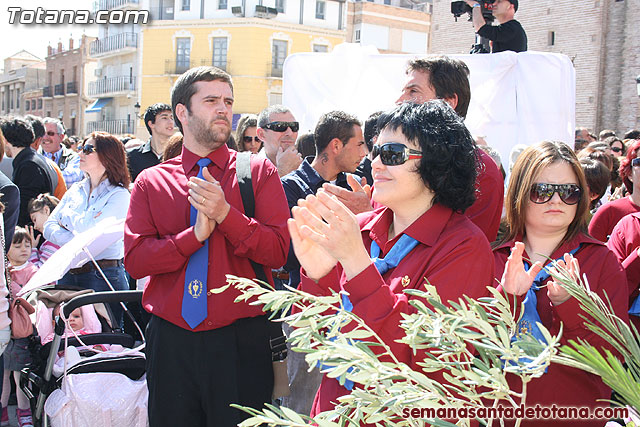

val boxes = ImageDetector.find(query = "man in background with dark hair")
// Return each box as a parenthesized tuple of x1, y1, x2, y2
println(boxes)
(355, 111, 384, 186)
(325, 56, 504, 242)
(127, 103, 175, 181)
(625, 129, 640, 140)
(465, 0, 527, 53)
(124, 66, 289, 427)
(0, 117, 55, 226)
(280, 110, 366, 416)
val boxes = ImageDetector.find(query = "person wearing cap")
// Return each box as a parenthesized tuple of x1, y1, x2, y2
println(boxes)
(464, 0, 527, 53)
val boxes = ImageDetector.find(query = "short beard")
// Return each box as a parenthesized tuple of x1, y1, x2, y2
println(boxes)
(189, 112, 230, 151)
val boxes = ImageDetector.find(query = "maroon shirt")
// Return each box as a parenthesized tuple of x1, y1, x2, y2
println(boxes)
(589, 195, 640, 242)
(298, 203, 494, 416)
(124, 145, 290, 331)
(494, 234, 629, 426)
(466, 149, 504, 243)
(606, 212, 640, 330)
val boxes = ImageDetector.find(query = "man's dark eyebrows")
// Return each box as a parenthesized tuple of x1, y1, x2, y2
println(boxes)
(224, 96, 234, 103)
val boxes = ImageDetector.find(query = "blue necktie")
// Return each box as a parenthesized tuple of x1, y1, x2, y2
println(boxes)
(505, 245, 581, 371)
(516, 245, 581, 343)
(328, 233, 420, 390)
(182, 158, 212, 329)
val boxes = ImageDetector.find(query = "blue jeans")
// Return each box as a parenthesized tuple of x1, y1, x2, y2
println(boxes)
(58, 265, 129, 328)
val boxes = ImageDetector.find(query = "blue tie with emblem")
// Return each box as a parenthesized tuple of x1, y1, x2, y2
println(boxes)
(182, 158, 212, 329)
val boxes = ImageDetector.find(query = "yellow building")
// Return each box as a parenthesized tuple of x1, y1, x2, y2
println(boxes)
(139, 18, 345, 137)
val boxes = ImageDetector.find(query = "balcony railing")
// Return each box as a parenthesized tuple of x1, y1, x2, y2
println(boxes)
(54, 84, 65, 96)
(165, 60, 194, 75)
(269, 60, 284, 78)
(149, 6, 174, 20)
(89, 76, 136, 96)
(42, 86, 52, 98)
(87, 119, 134, 135)
(98, 0, 139, 10)
(66, 82, 78, 94)
(90, 32, 137, 57)
(201, 58, 228, 72)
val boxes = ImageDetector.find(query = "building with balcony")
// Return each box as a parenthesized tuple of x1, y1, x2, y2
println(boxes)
(0, 51, 46, 117)
(346, 0, 431, 53)
(88, 0, 143, 137)
(42, 36, 97, 137)
(136, 0, 346, 139)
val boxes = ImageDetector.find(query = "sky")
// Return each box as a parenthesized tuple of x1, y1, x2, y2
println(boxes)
(0, 0, 98, 66)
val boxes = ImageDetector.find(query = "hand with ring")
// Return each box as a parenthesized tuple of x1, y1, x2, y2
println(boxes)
(187, 167, 230, 242)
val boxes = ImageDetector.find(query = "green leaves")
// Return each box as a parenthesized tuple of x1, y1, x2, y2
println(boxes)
(227, 275, 563, 426)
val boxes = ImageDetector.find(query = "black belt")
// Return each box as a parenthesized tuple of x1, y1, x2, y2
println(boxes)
(68, 259, 123, 275)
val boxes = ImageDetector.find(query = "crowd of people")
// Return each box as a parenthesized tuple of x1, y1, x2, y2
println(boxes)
(0, 54, 635, 427)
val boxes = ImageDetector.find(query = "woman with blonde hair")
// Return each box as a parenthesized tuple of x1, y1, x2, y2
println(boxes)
(494, 141, 628, 426)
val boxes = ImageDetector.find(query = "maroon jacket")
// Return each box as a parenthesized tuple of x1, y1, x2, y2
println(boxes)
(299, 204, 494, 417)
(494, 233, 628, 426)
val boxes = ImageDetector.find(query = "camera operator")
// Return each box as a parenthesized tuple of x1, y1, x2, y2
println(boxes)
(464, 0, 527, 53)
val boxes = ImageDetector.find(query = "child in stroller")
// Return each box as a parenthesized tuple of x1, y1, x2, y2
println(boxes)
(19, 287, 147, 427)
(38, 302, 106, 377)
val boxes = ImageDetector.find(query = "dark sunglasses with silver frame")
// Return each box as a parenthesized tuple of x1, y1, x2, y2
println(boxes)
(81, 144, 96, 155)
(370, 142, 423, 166)
(263, 121, 299, 133)
(529, 183, 581, 205)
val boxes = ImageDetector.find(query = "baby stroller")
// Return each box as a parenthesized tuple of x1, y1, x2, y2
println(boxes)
(19, 286, 146, 427)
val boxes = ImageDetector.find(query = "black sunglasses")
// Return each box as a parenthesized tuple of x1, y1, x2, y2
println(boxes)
(263, 121, 299, 133)
(81, 144, 96, 155)
(46, 131, 58, 137)
(370, 142, 422, 166)
(632, 158, 640, 167)
(243, 136, 261, 143)
(611, 146, 623, 153)
(530, 183, 581, 205)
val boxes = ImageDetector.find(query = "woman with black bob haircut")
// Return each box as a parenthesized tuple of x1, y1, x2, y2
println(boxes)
(289, 100, 494, 416)
(376, 99, 478, 213)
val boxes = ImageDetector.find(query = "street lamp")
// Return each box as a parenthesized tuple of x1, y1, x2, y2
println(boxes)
(133, 102, 141, 137)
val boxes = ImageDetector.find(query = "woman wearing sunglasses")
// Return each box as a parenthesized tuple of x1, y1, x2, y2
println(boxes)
(589, 139, 640, 242)
(494, 141, 628, 426)
(43, 132, 131, 324)
(235, 114, 262, 154)
(288, 101, 494, 416)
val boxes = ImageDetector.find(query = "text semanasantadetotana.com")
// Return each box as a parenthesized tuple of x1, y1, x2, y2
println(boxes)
(401, 404, 629, 420)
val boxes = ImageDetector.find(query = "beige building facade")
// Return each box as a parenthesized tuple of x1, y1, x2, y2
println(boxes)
(42, 36, 97, 137)
(346, 0, 431, 54)
(0, 51, 46, 118)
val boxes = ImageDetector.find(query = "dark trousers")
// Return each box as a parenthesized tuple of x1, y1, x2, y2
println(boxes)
(146, 315, 273, 427)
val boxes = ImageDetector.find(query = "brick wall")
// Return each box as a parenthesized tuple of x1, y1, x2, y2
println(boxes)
(429, 0, 639, 135)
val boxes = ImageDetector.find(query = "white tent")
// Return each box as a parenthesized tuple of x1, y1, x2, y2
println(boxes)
(283, 43, 575, 171)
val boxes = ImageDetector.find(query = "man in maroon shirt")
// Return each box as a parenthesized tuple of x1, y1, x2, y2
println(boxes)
(124, 67, 290, 426)
(325, 56, 504, 242)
